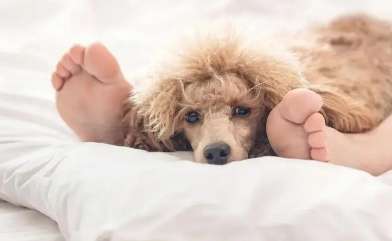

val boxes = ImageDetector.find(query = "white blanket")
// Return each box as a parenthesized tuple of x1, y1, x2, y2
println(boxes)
(2, 0, 392, 241)
(0, 200, 62, 241)
(1, 92, 392, 241)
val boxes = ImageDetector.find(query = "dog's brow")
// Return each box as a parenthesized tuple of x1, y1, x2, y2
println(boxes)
(214, 73, 225, 86)
(248, 78, 274, 91)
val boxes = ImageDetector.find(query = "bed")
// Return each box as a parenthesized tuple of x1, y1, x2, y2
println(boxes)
(0, 200, 63, 241)
(1, 1, 392, 241)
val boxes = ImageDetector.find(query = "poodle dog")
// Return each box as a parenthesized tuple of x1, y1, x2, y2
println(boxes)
(122, 14, 392, 164)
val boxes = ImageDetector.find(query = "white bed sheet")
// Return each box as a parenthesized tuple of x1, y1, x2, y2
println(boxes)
(1, 0, 392, 240)
(1, 91, 392, 241)
(0, 92, 72, 241)
(0, 200, 63, 241)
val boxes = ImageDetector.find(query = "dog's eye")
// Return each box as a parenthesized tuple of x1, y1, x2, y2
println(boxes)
(185, 111, 201, 124)
(232, 106, 251, 117)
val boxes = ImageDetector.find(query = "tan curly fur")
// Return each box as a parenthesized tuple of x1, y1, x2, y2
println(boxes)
(122, 14, 392, 163)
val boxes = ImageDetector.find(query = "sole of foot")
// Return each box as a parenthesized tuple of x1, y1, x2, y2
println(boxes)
(266, 88, 329, 161)
(51, 43, 131, 144)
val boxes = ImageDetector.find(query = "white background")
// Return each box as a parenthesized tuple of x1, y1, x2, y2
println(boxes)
(1, 0, 392, 97)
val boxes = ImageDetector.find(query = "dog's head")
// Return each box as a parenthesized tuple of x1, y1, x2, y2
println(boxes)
(126, 34, 304, 164)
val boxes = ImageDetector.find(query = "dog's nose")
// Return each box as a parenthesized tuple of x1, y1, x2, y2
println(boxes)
(203, 142, 231, 165)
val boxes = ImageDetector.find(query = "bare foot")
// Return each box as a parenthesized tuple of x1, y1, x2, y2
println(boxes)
(266, 88, 329, 160)
(51, 43, 131, 144)
(266, 88, 389, 175)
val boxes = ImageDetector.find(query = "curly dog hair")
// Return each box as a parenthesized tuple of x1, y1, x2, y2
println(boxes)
(122, 14, 392, 164)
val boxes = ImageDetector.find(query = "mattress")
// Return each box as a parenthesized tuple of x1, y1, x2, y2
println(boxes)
(1, 0, 392, 241)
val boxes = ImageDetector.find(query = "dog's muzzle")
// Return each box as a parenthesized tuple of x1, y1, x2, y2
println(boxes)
(203, 142, 231, 165)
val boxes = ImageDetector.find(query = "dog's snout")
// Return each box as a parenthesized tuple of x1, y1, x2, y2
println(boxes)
(203, 142, 231, 165)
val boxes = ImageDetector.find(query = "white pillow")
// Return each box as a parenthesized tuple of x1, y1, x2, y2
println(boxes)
(2, 92, 392, 241)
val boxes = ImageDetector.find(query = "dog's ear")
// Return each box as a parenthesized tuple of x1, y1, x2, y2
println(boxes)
(122, 97, 159, 150)
(122, 79, 182, 151)
(138, 77, 181, 145)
